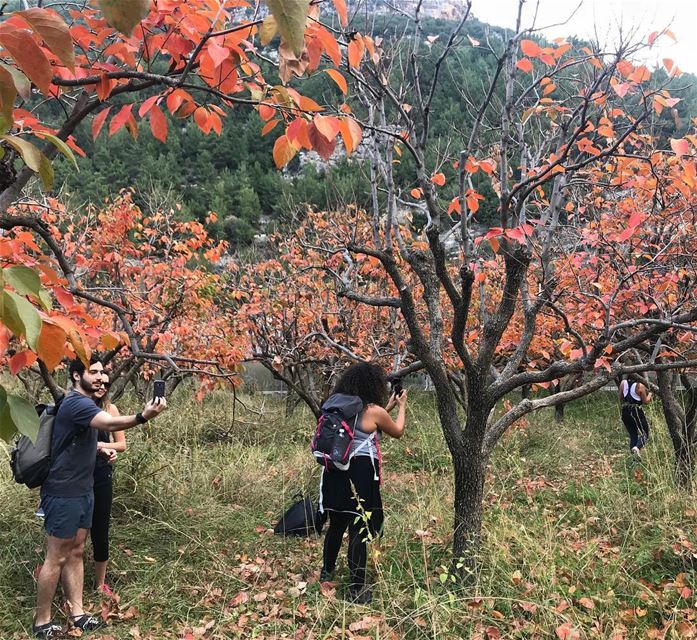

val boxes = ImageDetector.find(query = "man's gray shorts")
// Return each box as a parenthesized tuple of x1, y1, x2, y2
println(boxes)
(40, 494, 94, 539)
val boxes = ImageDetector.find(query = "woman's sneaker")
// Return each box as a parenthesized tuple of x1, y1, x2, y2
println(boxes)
(347, 587, 373, 604)
(319, 567, 335, 582)
(32, 621, 63, 639)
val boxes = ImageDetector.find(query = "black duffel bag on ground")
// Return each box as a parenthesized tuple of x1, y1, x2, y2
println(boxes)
(273, 493, 326, 536)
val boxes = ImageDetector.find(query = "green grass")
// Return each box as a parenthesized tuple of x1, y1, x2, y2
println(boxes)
(0, 391, 695, 639)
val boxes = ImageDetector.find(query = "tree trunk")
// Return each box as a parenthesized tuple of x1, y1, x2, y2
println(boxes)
(452, 443, 486, 574)
(656, 370, 696, 489)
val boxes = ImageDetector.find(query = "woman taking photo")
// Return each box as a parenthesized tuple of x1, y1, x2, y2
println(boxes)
(319, 362, 407, 604)
(92, 372, 126, 594)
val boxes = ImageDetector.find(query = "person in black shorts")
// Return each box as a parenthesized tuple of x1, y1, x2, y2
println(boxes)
(33, 358, 167, 640)
(91, 371, 126, 595)
(319, 362, 407, 604)
(619, 376, 652, 456)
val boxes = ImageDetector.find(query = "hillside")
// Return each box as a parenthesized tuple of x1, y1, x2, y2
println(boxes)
(52, 13, 697, 249)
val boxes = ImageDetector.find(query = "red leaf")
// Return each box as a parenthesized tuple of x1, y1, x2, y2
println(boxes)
(138, 95, 159, 117)
(96, 74, 113, 101)
(0, 24, 53, 95)
(92, 107, 111, 140)
(149, 104, 167, 143)
(53, 286, 76, 309)
(431, 172, 446, 186)
(9, 349, 38, 375)
(109, 104, 133, 136)
(308, 124, 337, 160)
(206, 40, 229, 68)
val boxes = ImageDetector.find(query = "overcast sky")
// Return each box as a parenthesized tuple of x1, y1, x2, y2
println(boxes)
(470, 0, 697, 74)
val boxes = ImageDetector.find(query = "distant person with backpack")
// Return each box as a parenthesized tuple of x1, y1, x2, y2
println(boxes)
(314, 362, 407, 604)
(33, 358, 166, 640)
(91, 371, 125, 596)
(619, 375, 652, 457)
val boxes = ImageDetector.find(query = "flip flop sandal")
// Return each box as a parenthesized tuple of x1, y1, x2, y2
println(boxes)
(71, 614, 102, 631)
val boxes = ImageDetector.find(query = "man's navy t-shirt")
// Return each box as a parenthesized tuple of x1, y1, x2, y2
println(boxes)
(41, 390, 102, 498)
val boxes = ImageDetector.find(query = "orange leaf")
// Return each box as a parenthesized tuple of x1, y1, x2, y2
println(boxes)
(629, 65, 650, 83)
(313, 114, 339, 141)
(431, 172, 446, 186)
(92, 107, 111, 140)
(100, 332, 120, 351)
(670, 138, 689, 157)
(332, 0, 348, 27)
(348, 37, 365, 68)
(520, 39, 541, 58)
(273, 134, 298, 168)
(149, 104, 167, 143)
(67, 328, 90, 367)
(261, 119, 280, 136)
(9, 349, 38, 375)
(516, 58, 533, 73)
(194, 106, 209, 132)
(578, 597, 595, 610)
(337, 118, 361, 154)
(325, 68, 348, 94)
(17, 8, 75, 72)
(410, 187, 422, 199)
(37, 321, 67, 371)
(0, 24, 53, 95)
(287, 118, 312, 149)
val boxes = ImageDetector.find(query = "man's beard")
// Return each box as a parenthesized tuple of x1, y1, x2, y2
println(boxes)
(80, 375, 102, 397)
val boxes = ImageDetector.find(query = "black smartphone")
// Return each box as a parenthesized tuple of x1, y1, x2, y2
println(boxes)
(153, 379, 166, 401)
(390, 378, 403, 397)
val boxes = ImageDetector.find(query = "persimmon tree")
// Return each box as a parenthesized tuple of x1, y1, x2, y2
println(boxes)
(234, 208, 414, 416)
(264, 0, 697, 566)
(0, 0, 359, 440)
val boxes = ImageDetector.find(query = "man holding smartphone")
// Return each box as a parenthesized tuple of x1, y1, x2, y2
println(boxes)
(33, 357, 167, 639)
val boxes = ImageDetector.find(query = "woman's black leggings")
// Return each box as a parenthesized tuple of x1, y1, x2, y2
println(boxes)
(91, 474, 113, 562)
(323, 511, 369, 589)
(621, 405, 650, 450)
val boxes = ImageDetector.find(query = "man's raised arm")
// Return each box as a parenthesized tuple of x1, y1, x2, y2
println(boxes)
(90, 398, 167, 432)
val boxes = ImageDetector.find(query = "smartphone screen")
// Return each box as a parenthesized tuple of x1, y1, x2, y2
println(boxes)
(153, 379, 165, 400)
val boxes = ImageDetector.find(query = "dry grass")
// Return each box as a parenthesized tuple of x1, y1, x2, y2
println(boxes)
(0, 389, 695, 639)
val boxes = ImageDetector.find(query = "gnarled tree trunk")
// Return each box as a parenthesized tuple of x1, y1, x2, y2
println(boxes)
(656, 370, 696, 488)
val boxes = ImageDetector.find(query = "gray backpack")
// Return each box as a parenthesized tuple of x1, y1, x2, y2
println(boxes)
(10, 397, 66, 489)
